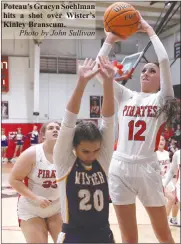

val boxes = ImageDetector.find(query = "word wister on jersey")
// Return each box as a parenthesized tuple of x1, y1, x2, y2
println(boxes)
(75, 171, 105, 185)
(38, 169, 56, 178)
(123, 105, 158, 117)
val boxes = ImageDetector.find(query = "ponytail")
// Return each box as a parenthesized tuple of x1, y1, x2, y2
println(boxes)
(157, 98, 180, 128)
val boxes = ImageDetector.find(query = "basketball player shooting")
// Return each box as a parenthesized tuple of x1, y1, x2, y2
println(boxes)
(54, 57, 115, 243)
(95, 4, 176, 243)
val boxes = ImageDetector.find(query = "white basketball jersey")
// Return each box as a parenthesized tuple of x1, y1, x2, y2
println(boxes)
(156, 150, 170, 179)
(116, 91, 166, 161)
(25, 144, 59, 201)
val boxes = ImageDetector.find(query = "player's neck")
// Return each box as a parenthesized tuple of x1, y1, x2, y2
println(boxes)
(80, 161, 93, 171)
(141, 88, 157, 94)
(78, 158, 93, 167)
(43, 141, 55, 154)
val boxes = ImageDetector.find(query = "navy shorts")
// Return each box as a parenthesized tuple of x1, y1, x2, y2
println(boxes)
(58, 223, 115, 243)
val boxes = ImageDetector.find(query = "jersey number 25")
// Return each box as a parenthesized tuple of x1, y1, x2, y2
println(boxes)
(128, 120, 146, 141)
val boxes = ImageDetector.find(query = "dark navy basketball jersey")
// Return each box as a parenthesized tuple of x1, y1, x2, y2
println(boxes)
(54, 110, 114, 230)
(65, 158, 109, 228)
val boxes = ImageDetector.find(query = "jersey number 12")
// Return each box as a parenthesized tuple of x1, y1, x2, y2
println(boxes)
(128, 120, 146, 141)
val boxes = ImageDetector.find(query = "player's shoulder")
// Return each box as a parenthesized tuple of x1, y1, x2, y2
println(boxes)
(163, 150, 170, 158)
(16, 145, 36, 166)
(33, 143, 42, 149)
(132, 91, 138, 97)
(21, 144, 36, 158)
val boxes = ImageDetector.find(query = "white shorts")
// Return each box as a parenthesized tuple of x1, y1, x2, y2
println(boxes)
(17, 196, 61, 223)
(108, 158, 166, 207)
(164, 181, 175, 193)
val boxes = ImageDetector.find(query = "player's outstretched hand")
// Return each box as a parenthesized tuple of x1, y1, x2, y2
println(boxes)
(98, 56, 115, 83)
(35, 196, 52, 208)
(137, 11, 153, 33)
(77, 58, 100, 84)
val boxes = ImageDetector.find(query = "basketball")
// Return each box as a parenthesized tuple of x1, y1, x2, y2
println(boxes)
(104, 2, 140, 38)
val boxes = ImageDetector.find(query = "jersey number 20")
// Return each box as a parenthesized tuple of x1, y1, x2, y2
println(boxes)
(78, 189, 104, 212)
(128, 120, 146, 141)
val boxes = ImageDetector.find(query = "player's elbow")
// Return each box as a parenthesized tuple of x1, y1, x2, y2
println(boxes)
(8, 175, 17, 188)
(159, 53, 169, 64)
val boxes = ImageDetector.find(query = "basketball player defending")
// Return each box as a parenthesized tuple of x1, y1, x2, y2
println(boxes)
(54, 57, 115, 243)
(95, 14, 175, 243)
(9, 122, 62, 243)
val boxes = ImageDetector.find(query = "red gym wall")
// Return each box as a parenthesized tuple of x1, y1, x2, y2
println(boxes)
(2, 123, 42, 159)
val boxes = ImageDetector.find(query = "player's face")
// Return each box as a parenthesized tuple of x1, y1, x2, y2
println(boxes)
(158, 136, 166, 150)
(33, 126, 37, 130)
(75, 140, 101, 164)
(44, 122, 60, 142)
(140, 63, 160, 93)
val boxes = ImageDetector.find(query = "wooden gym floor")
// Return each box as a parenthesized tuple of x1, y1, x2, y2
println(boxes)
(1, 163, 180, 243)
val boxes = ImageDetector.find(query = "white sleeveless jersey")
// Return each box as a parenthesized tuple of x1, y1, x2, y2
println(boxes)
(156, 150, 170, 179)
(115, 91, 166, 162)
(25, 143, 59, 201)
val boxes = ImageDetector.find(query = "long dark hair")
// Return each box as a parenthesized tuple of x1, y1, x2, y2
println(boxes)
(73, 121, 102, 147)
(157, 98, 181, 128)
(153, 62, 180, 128)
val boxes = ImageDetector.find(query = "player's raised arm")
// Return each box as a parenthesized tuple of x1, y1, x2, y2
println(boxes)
(53, 59, 100, 178)
(97, 57, 115, 173)
(99, 56, 115, 118)
(138, 14, 174, 100)
(95, 33, 134, 106)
